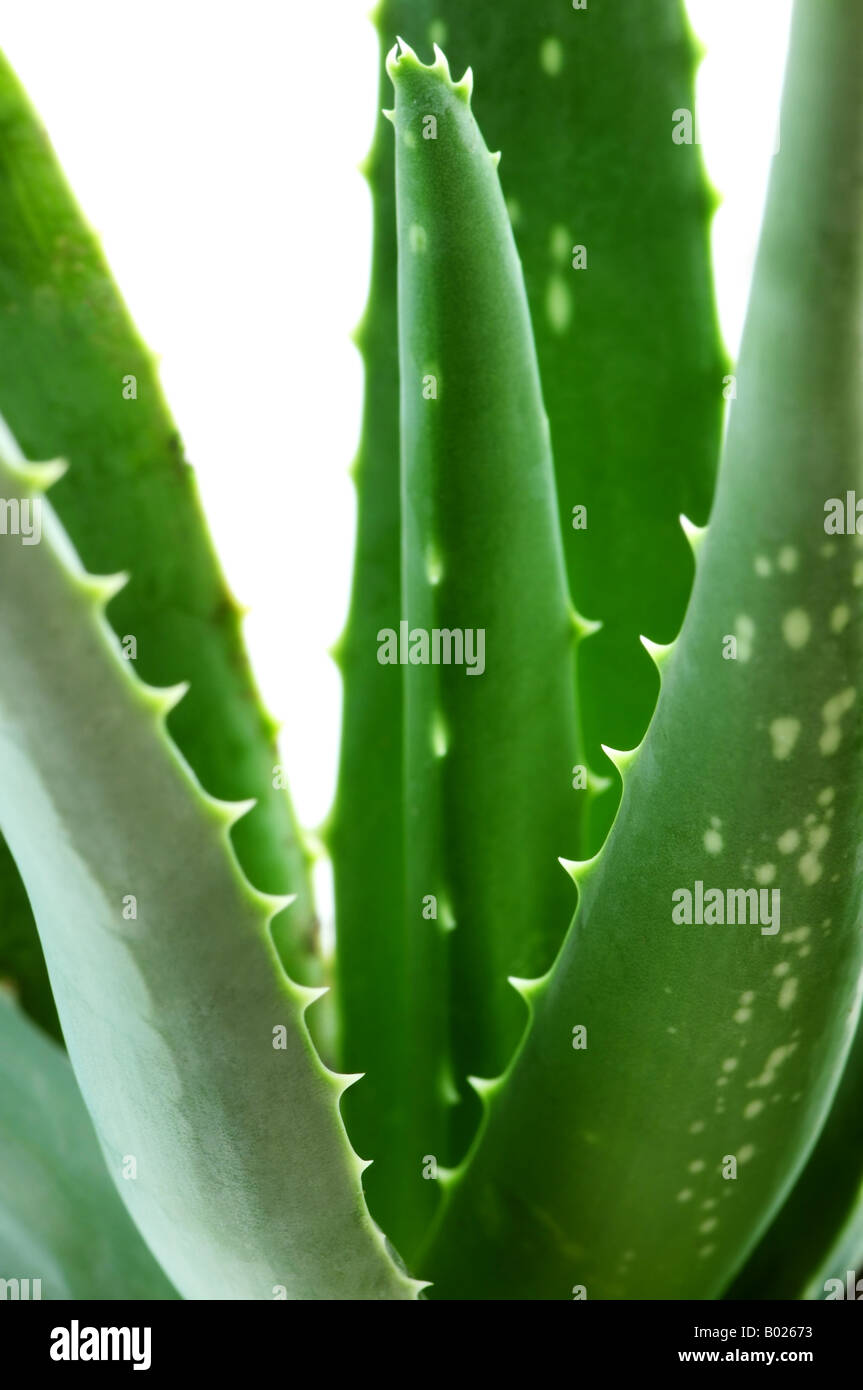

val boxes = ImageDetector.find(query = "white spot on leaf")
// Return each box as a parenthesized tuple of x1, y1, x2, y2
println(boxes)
(782, 609, 811, 649)
(545, 275, 572, 334)
(539, 36, 564, 75)
(770, 717, 801, 761)
(830, 603, 851, 634)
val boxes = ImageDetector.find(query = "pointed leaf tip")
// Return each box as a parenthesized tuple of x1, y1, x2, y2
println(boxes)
(26, 457, 69, 491)
(558, 856, 586, 885)
(204, 792, 256, 828)
(508, 972, 550, 1001)
(639, 633, 675, 669)
(83, 570, 130, 605)
(386, 36, 419, 80)
(558, 850, 603, 885)
(333, 1070, 365, 1096)
(143, 678, 190, 718)
(455, 65, 474, 102)
(263, 890, 296, 917)
(679, 512, 708, 552)
(600, 742, 640, 776)
(467, 1073, 498, 1100)
(292, 981, 327, 1009)
(571, 608, 602, 640)
(430, 42, 453, 82)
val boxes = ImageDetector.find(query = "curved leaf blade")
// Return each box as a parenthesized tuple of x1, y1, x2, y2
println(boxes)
(0, 433, 419, 1301)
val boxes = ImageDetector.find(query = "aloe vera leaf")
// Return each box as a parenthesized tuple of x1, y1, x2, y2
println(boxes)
(332, 0, 723, 1248)
(357, 42, 580, 1262)
(378, 1, 726, 853)
(0, 441, 420, 1301)
(0, 50, 319, 1013)
(327, 21, 408, 1236)
(422, 0, 863, 1299)
(0, 992, 177, 1299)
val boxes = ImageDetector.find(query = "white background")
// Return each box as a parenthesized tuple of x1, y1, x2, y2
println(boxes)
(1, 1, 793, 904)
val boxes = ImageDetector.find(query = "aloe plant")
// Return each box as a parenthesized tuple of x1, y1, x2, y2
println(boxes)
(1, 0, 862, 1301)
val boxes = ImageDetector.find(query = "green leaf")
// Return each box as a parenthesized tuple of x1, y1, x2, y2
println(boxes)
(0, 49, 320, 1027)
(422, 0, 863, 1299)
(333, 0, 724, 1258)
(328, 26, 408, 1238)
(351, 41, 582, 1263)
(0, 434, 420, 1301)
(0, 991, 177, 1299)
